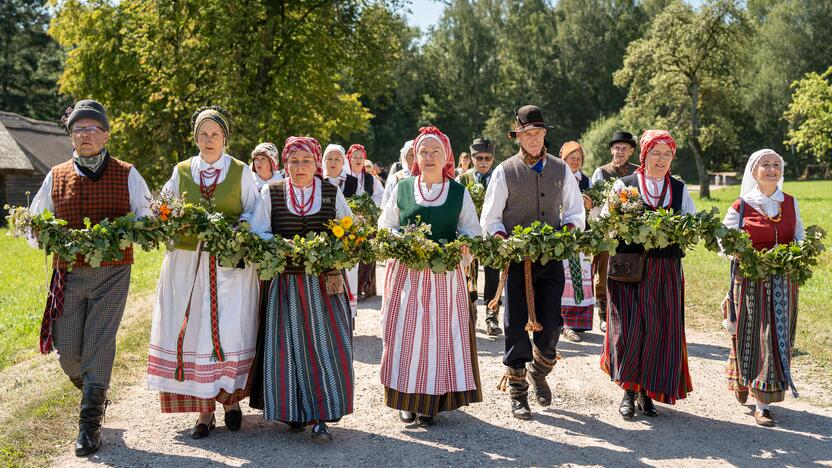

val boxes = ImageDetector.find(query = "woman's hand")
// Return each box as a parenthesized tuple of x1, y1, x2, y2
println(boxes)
(582, 194, 593, 210)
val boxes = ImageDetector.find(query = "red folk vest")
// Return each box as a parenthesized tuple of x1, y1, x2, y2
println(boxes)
(51, 157, 134, 269)
(731, 193, 797, 251)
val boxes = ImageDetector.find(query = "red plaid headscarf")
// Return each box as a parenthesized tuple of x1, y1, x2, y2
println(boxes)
(411, 126, 455, 180)
(282, 136, 322, 176)
(638, 129, 677, 173)
(346, 144, 367, 174)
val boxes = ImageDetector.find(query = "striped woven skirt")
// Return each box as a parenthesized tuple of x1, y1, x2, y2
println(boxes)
(380, 260, 482, 416)
(726, 274, 799, 404)
(561, 253, 595, 331)
(601, 257, 693, 404)
(255, 271, 353, 423)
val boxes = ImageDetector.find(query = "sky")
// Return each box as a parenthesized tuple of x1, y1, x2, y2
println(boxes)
(404, 0, 706, 31)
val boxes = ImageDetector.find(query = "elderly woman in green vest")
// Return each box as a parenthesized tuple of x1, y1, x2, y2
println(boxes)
(147, 106, 260, 439)
(377, 126, 482, 427)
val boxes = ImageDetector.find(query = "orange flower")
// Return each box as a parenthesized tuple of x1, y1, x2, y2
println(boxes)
(159, 203, 172, 221)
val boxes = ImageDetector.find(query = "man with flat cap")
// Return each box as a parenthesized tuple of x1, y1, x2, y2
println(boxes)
(28, 99, 151, 456)
(457, 137, 501, 336)
(589, 131, 638, 332)
(480, 105, 585, 420)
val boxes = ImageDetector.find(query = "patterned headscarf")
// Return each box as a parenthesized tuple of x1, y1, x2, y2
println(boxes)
(281, 136, 322, 176)
(250, 142, 279, 170)
(346, 144, 367, 174)
(411, 126, 455, 180)
(638, 129, 677, 173)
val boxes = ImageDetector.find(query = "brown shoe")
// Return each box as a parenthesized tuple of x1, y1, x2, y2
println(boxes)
(753, 409, 775, 427)
(735, 389, 748, 405)
(562, 328, 582, 343)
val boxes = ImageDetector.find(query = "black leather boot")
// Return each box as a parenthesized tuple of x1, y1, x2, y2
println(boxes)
(526, 348, 556, 407)
(619, 390, 636, 419)
(636, 389, 659, 417)
(503, 367, 531, 420)
(75, 386, 108, 457)
(485, 306, 502, 336)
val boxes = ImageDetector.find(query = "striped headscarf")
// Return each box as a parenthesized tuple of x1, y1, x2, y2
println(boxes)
(411, 126, 455, 180)
(346, 144, 367, 174)
(250, 142, 279, 171)
(282, 136, 322, 176)
(638, 129, 677, 173)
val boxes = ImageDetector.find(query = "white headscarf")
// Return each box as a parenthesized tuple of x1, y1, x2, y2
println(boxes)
(740, 149, 784, 199)
(399, 139, 414, 174)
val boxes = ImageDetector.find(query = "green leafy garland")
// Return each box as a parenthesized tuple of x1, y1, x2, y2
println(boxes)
(347, 193, 381, 226)
(464, 181, 486, 216)
(5, 187, 827, 284)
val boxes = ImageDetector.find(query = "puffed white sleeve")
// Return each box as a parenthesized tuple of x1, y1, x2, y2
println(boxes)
(128, 167, 152, 218)
(371, 176, 384, 206)
(591, 168, 604, 186)
(249, 184, 274, 240)
(457, 189, 481, 237)
(479, 165, 508, 236)
(161, 164, 180, 196)
(378, 183, 401, 232)
(335, 188, 353, 220)
(380, 176, 398, 208)
(679, 184, 696, 215)
(793, 197, 805, 241)
(238, 165, 260, 223)
(560, 165, 586, 231)
(26, 170, 54, 248)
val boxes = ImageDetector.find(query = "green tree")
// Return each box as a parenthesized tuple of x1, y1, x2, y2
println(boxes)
(614, 0, 748, 198)
(50, 0, 404, 187)
(738, 0, 832, 165)
(0, 0, 67, 120)
(783, 66, 832, 165)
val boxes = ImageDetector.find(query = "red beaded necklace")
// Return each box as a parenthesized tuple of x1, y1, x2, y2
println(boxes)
(288, 179, 315, 216)
(199, 167, 221, 199)
(639, 172, 672, 209)
(417, 176, 446, 203)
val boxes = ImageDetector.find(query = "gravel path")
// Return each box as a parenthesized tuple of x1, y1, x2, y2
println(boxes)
(52, 266, 832, 467)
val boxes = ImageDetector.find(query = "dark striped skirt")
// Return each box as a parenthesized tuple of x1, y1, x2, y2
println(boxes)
(253, 272, 353, 423)
(726, 275, 799, 403)
(601, 257, 692, 404)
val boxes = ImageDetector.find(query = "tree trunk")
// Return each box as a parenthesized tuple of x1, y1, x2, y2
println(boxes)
(688, 79, 710, 199)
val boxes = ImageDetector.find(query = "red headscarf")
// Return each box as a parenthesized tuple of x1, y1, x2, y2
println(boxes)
(282, 136, 322, 176)
(346, 144, 367, 174)
(411, 126, 455, 180)
(638, 129, 677, 173)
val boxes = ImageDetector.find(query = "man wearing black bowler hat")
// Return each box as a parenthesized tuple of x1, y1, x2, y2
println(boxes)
(589, 131, 638, 332)
(480, 105, 584, 420)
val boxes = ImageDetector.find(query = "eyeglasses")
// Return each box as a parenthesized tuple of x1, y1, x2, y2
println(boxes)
(71, 126, 104, 136)
(648, 153, 674, 160)
(474, 156, 493, 162)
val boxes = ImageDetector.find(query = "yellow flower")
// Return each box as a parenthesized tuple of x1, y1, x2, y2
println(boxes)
(332, 225, 345, 238)
(349, 234, 356, 240)
(340, 216, 353, 229)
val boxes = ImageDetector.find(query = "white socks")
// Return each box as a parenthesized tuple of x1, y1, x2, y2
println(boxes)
(755, 400, 770, 412)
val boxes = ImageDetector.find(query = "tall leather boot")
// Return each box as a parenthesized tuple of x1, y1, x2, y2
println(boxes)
(501, 367, 531, 420)
(526, 347, 556, 407)
(485, 305, 502, 336)
(75, 386, 108, 457)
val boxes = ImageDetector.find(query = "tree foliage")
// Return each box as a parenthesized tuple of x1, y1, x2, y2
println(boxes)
(614, 0, 748, 198)
(783, 67, 832, 165)
(0, 0, 68, 120)
(50, 0, 405, 187)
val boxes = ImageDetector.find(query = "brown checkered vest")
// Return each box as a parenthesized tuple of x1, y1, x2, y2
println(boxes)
(500, 153, 566, 231)
(51, 157, 134, 269)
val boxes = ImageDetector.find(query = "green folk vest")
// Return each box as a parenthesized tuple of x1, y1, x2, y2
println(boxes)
(397, 177, 463, 242)
(176, 157, 244, 250)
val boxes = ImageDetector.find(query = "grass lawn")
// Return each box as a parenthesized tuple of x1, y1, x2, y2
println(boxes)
(0, 234, 163, 371)
(685, 180, 832, 373)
